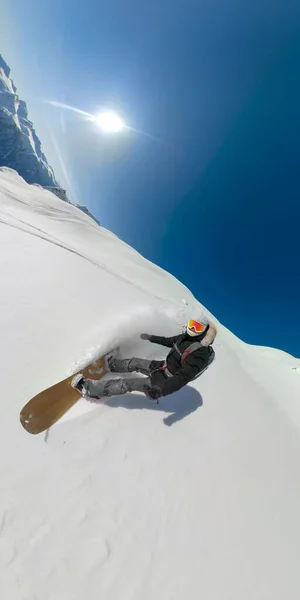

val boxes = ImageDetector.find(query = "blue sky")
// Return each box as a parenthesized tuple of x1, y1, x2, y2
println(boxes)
(2, 0, 299, 356)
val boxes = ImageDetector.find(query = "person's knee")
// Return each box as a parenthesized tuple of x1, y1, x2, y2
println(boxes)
(128, 357, 149, 372)
(128, 358, 138, 371)
(105, 378, 132, 396)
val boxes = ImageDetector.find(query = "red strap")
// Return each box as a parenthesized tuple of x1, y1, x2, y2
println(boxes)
(183, 349, 191, 362)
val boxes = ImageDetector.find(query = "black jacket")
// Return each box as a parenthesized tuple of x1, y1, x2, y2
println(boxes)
(148, 332, 213, 396)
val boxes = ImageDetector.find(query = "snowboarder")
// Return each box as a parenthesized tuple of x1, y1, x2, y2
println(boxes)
(72, 314, 217, 402)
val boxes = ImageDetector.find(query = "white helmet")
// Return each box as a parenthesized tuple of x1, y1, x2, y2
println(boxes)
(186, 314, 209, 337)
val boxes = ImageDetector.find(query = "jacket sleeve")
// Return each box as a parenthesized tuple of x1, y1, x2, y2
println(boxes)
(159, 372, 189, 396)
(148, 334, 179, 348)
(159, 348, 209, 396)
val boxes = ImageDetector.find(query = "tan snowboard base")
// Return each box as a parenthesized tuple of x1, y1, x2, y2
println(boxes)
(20, 348, 119, 435)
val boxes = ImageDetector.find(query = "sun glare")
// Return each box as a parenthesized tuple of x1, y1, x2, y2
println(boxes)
(95, 112, 125, 132)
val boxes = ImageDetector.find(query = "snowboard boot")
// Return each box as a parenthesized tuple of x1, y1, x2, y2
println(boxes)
(71, 373, 88, 397)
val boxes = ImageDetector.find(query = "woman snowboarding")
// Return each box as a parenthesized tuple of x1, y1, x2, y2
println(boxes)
(72, 314, 217, 402)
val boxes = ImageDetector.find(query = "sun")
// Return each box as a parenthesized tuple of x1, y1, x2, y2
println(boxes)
(95, 112, 125, 132)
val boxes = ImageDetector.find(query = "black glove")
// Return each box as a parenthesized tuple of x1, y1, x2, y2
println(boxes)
(140, 333, 151, 340)
(144, 384, 162, 402)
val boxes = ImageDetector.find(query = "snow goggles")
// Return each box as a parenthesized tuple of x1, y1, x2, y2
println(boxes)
(187, 319, 207, 333)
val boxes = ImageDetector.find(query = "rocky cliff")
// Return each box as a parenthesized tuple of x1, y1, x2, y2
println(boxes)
(0, 54, 99, 225)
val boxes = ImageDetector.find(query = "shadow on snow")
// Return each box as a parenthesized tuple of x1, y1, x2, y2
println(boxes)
(90, 385, 203, 426)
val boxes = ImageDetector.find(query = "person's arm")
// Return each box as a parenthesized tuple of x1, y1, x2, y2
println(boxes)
(160, 373, 187, 396)
(159, 353, 207, 396)
(141, 334, 179, 348)
(200, 322, 217, 347)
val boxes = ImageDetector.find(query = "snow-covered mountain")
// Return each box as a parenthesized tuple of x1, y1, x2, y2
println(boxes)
(0, 54, 99, 225)
(0, 55, 58, 187)
(1, 168, 300, 600)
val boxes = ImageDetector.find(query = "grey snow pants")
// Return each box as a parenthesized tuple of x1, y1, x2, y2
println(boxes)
(84, 357, 162, 398)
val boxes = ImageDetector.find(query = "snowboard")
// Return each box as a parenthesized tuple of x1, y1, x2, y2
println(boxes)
(19, 347, 119, 435)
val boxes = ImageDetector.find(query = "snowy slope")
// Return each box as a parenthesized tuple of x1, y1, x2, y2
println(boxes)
(1, 168, 300, 600)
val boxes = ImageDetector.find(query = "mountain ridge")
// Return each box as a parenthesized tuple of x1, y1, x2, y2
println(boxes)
(0, 54, 99, 225)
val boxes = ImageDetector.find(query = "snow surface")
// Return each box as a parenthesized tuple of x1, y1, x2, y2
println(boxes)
(1, 167, 300, 600)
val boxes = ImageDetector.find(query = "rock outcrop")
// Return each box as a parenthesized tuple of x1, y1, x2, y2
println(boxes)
(0, 54, 99, 225)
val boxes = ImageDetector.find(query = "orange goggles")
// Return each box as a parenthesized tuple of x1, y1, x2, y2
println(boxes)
(187, 319, 207, 333)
